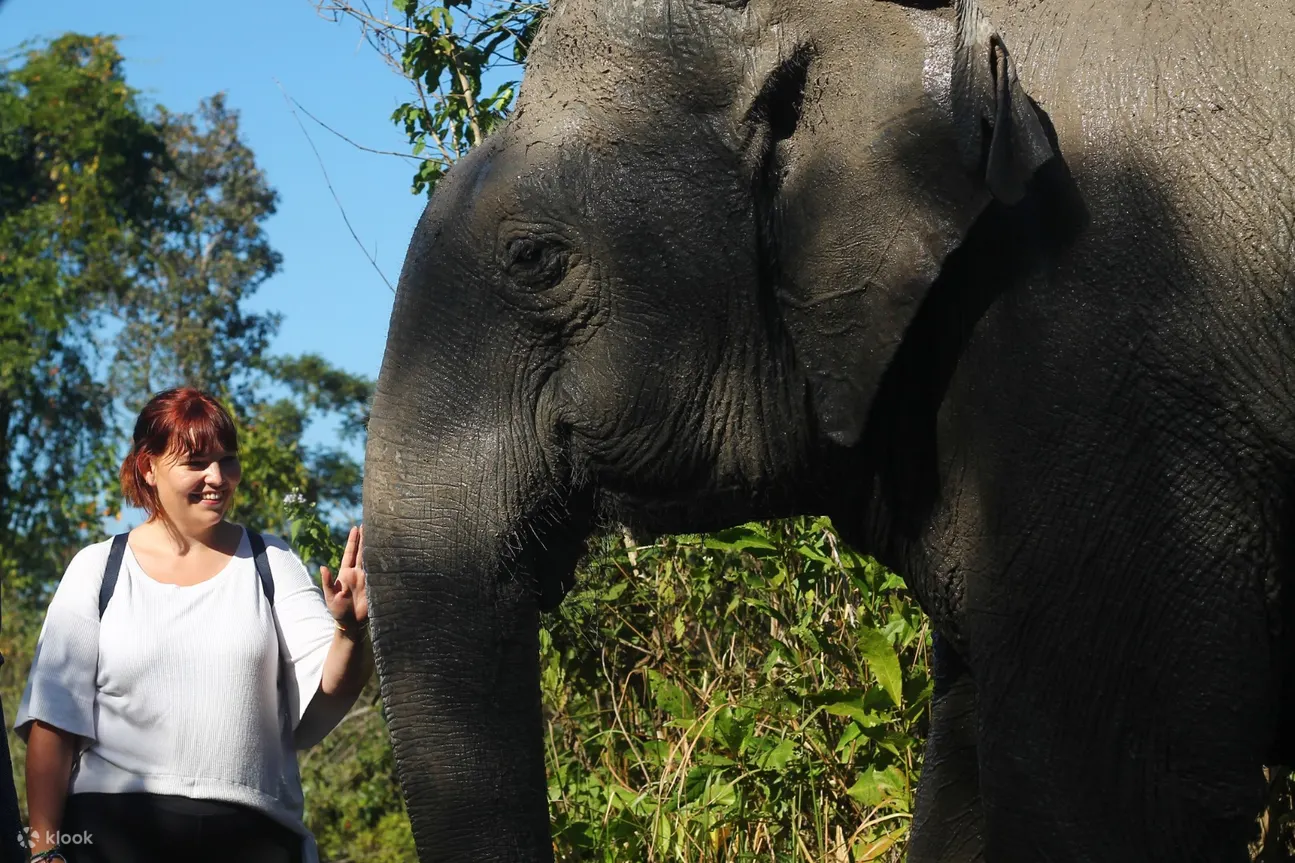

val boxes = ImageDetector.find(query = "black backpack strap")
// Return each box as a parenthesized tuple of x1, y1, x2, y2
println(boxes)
(99, 533, 130, 619)
(248, 531, 274, 606)
(248, 530, 294, 739)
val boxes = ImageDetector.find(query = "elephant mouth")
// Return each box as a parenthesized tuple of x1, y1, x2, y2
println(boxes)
(520, 484, 731, 609)
(516, 483, 599, 611)
(595, 484, 797, 538)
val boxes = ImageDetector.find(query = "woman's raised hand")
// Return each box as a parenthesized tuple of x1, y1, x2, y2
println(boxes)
(321, 525, 368, 634)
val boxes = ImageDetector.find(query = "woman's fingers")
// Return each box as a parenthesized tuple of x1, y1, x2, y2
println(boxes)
(322, 564, 354, 613)
(322, 529, 366, 617)
(342, 525, 360, 568)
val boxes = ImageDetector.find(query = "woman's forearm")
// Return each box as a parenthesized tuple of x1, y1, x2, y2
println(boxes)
(298, 628, 373, 742)
(318, 627, 372, 700)
(25, 721, 77, 854)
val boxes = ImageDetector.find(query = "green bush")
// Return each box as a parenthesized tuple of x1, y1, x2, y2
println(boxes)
(542, 518, 930, 863)
(300, 675, 417, 863)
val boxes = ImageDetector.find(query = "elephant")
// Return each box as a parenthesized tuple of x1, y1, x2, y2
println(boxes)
(362, 0, 1295, 859)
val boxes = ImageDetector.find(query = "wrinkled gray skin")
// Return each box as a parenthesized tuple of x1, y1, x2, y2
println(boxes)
(364, 0, 1295, 860)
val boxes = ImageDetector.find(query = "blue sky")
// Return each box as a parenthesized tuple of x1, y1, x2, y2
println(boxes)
(2, 0, 428, 396)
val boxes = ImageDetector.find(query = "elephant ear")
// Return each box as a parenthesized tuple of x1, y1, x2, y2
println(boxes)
(760, 0, 1055, 447)
(951, 0, 1056, 204)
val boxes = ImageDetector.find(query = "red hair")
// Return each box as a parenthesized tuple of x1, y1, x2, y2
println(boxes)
(120, 387, 239, 518)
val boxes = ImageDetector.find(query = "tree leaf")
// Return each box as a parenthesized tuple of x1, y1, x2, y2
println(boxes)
(758, 737, 797, 770)
(858, 626, 904, 707)
(647, 670, 694, 720)
(846, 766, 909, 808)
(703, 524, 776, 553)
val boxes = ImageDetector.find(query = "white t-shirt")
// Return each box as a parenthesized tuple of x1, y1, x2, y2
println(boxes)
(15, 528, 345, 863)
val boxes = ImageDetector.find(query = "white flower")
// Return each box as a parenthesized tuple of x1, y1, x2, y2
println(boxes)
(282, 491, 307, 506)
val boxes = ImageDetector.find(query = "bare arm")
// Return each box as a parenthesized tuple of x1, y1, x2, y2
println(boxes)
(301, 526, 373, 730)
(301, 625, 373, 726)
(25, 720, 77, 855)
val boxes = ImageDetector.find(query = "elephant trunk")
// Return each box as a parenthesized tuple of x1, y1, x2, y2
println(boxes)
(364, 408, 555, 862)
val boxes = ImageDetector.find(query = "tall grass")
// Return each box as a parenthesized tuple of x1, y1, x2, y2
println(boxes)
(541, 518, 930, 862)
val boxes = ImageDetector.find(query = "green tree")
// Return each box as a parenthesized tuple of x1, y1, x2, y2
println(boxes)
(109, 93, 281, 412)
(1, 37, 372, 587)
(0, 34, 167, 592)
(231, 356, 371, 549)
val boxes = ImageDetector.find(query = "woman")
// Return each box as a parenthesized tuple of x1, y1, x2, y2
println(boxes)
(15, 387, 372, 863)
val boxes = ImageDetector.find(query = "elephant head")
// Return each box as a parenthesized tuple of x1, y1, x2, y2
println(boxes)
(364, 0, 1055, 858)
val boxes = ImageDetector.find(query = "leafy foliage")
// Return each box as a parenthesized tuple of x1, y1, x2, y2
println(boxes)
(0, 35, 371, 594)
(283, 491, 346, 573)
(299, 679, 418, 863)
(542, 519, 927, 862)
(109, 93, 282, 412)
(314, 0, 545, 195)
(229, 354, 372, 545)
(0, 34, 167, 592)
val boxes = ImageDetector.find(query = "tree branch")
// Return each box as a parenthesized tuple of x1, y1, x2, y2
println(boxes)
(453, 62, 484, 147)
(287, 94, 428, 163)
(274, 80, 394, 294)
(314, 1, 424, 37)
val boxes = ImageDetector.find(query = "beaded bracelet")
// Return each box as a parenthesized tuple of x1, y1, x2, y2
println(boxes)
(31, 849, 66, 863)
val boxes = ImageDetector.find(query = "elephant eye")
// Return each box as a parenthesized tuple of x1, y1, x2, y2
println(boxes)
(504, 237, 568, 288)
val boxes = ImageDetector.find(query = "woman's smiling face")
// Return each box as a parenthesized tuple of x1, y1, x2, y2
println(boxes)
(145, 446, 242, 533)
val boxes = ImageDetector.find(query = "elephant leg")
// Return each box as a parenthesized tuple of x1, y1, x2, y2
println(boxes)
(908, 633, 985, 863)
(904, 245, 1288, 861)
(963, 551, 1272, 863)
(973, 667, 1265, 862)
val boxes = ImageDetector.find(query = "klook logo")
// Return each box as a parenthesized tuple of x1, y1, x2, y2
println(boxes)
(17, 827, 93, 847)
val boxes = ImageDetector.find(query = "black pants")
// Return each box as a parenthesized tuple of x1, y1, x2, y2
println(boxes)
(61, 792, 302, 863)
